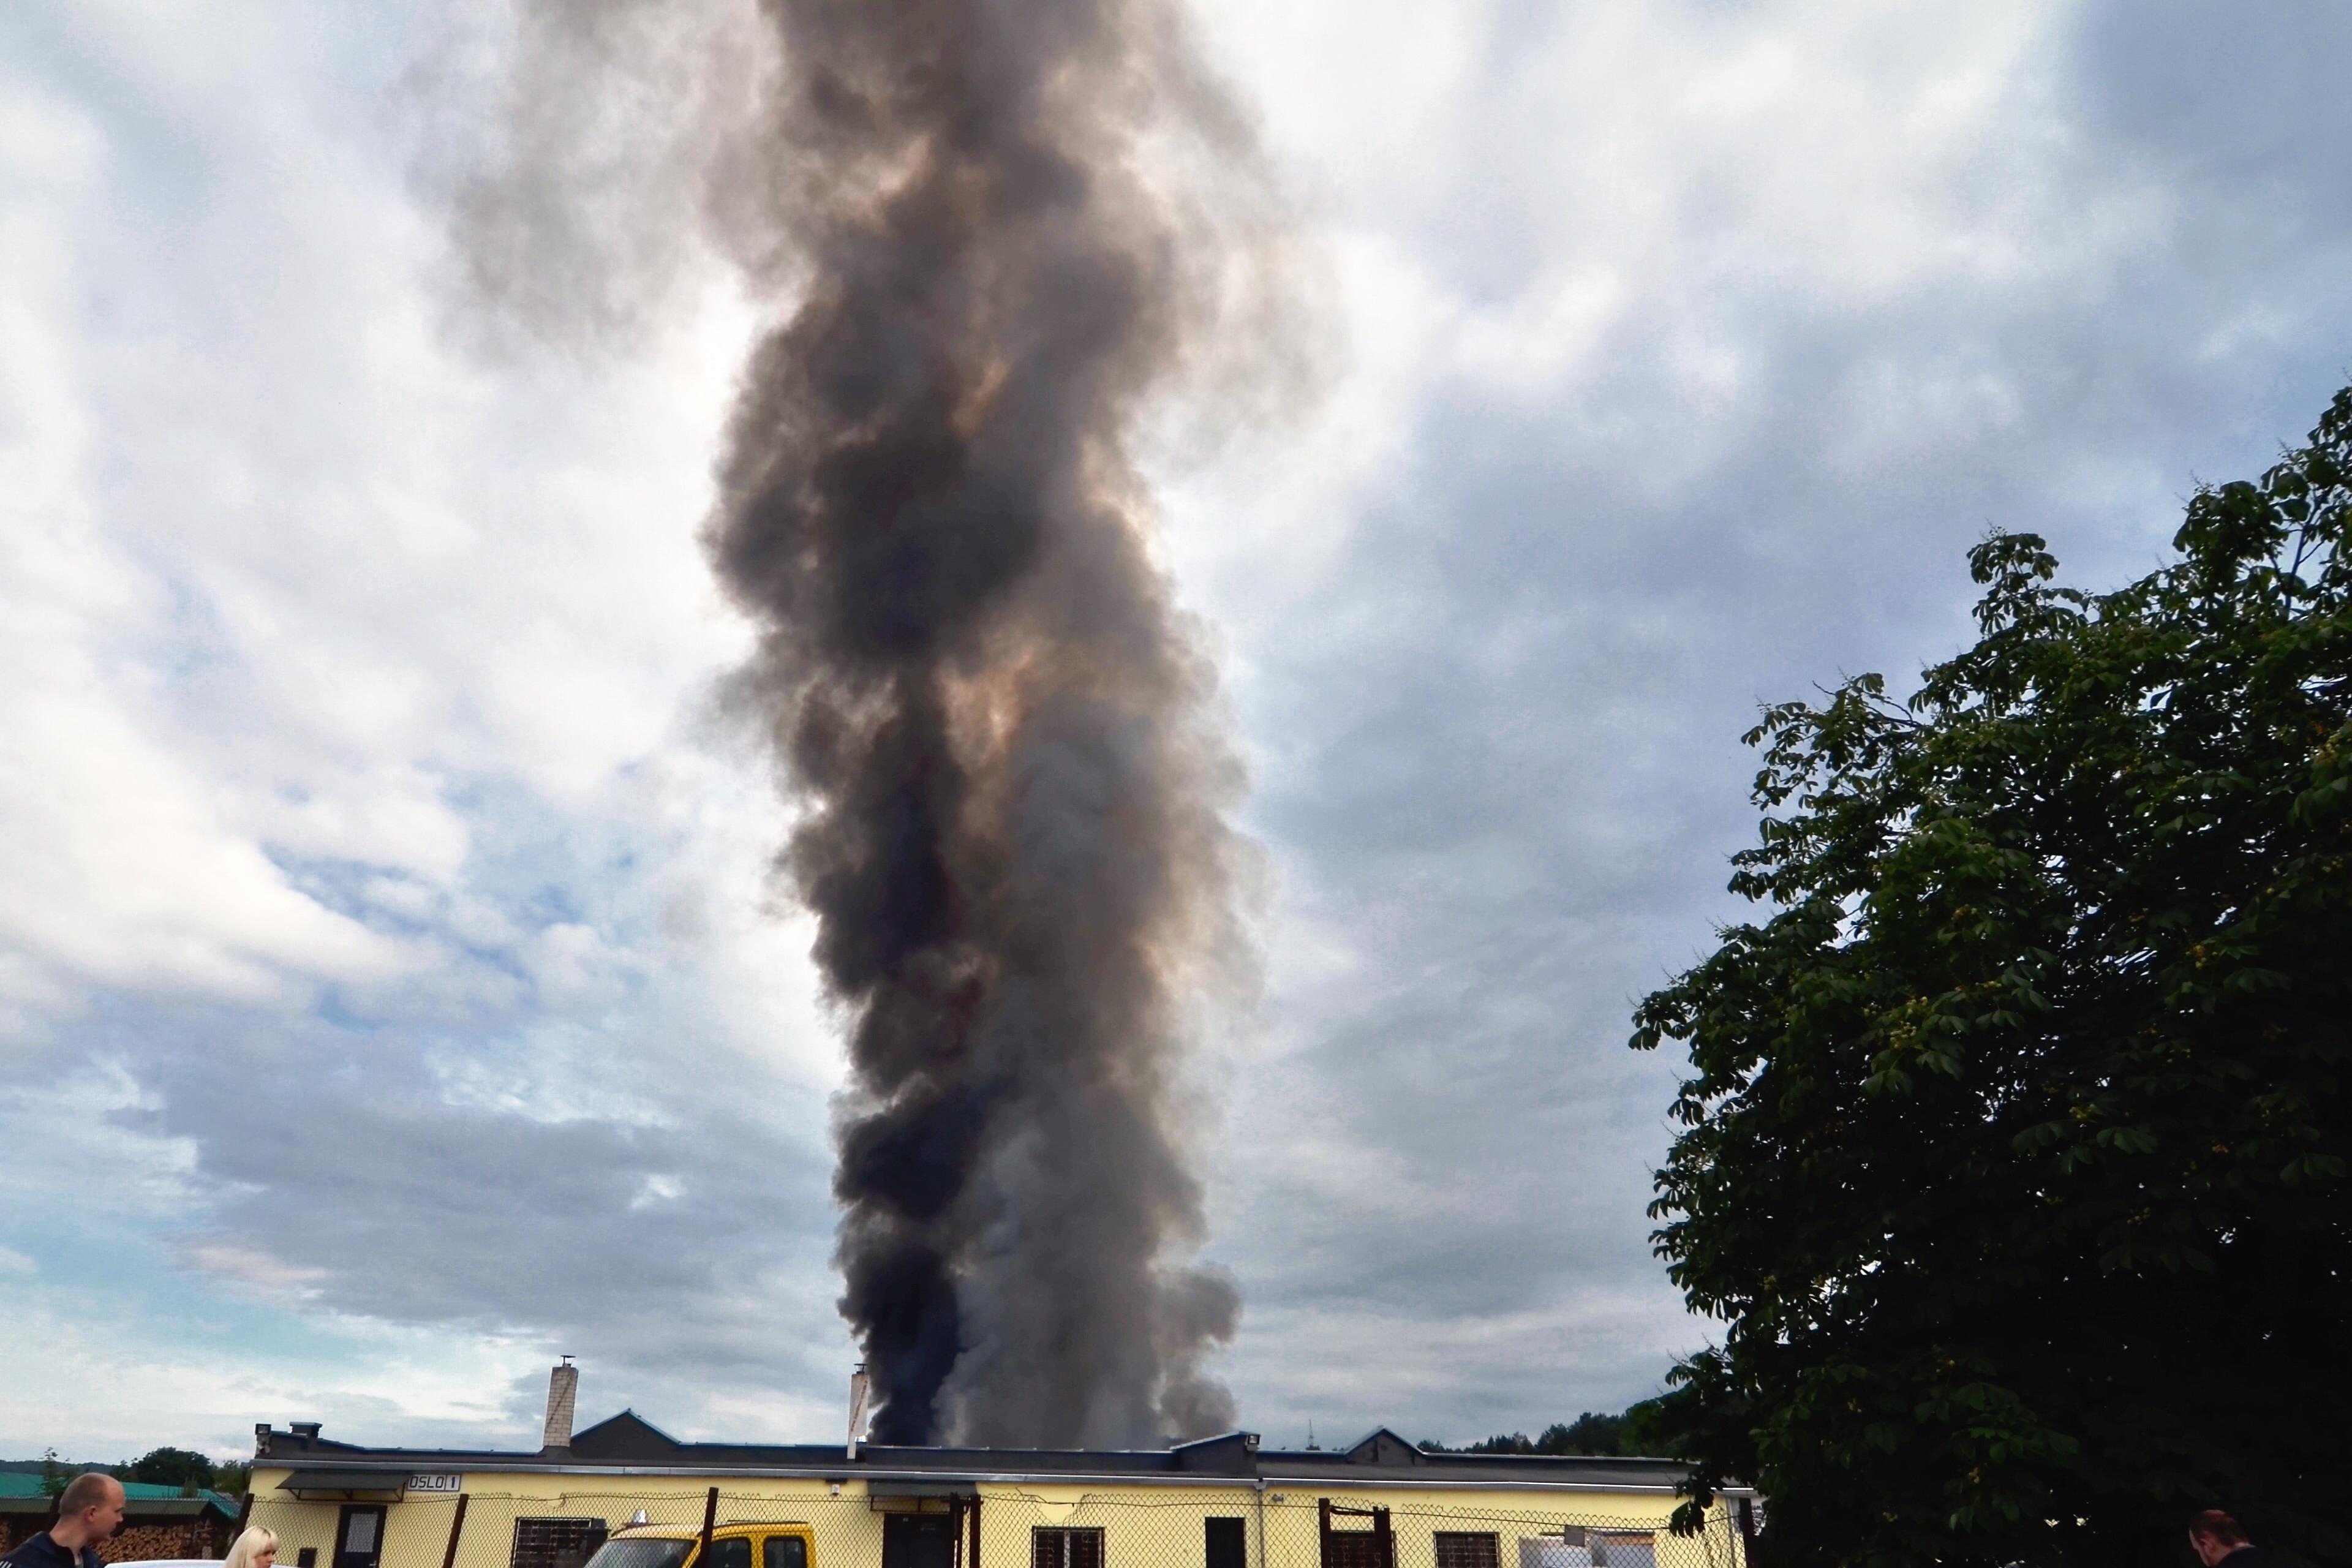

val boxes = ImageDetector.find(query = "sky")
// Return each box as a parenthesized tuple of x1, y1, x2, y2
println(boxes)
(4, 0, 2350, 1463)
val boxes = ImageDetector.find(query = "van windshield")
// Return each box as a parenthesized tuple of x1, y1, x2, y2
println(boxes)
(584, 1541, 694, 1568)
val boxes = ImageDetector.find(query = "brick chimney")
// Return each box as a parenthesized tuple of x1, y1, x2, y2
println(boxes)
(542, 1357, 578, 1450)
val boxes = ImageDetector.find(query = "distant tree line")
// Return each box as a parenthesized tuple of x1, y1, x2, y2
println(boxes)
(1421, 1397, 1685, 1458)
(12, 1447, 251, 1498)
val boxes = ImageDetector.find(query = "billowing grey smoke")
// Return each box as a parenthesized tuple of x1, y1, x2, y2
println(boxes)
(444, 0, 1270, 1449)
(701, 0, 1257, 1446)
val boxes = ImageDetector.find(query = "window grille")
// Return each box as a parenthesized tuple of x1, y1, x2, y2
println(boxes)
(1032, 1528, 1104, 1568)
(1434, 1534, 1500, 1568)
(510, 1518, 610, 1568)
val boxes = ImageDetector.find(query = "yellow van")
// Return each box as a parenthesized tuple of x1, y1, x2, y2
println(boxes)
(583, 1522, 816, 1568)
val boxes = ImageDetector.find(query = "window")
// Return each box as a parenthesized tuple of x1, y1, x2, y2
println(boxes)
(1434, 1536, 1499, 1568)
(511, 1520, 610, 1568)
(705, 1541, 752, 1568)
(587, 1544, 692, 1568)
(764, 1539, 809, 1568)
(1205, 1518, 1246, 1568)
(1589, 1536, 1656, 1568)
(1032, 1528, 1104, 1568)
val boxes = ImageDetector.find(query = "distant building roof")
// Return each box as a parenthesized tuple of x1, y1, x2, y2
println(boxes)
(0, 1474, 239, 1518)
(0, 1476, 233, 1502)
(254, 1415, 1732, 1496)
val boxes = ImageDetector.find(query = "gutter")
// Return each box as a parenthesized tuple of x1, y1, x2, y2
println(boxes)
(1257, 1476, 1750, 1499)
(256, 1463, 1744, 1498)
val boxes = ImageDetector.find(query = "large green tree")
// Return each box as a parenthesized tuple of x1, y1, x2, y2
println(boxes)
(124, 1446, 216, 1491)
(1632, 388, 2352, 1566)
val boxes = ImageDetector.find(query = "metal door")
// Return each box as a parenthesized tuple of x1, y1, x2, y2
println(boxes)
(882, 1513, 958, 1568)
(333, 1506, 387, 1568)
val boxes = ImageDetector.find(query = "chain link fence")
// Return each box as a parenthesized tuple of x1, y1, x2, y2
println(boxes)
(249, 1487, 1746, 1568)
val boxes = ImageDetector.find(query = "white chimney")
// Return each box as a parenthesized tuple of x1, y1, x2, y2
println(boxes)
(543, 1356, 579, 1450)
(846, 1364, 870, 1461)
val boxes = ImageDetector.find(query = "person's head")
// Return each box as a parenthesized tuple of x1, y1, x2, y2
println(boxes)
(225, 1524, 281, 1568)
(2188, 1510, 2250, 1566)
(51, 1474, 125, 1547)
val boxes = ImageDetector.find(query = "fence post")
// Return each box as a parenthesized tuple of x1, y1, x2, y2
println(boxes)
(965, 1494, 980, 1568)
(441, 1496, 471, 1568)
(699, 1488, 719, 1566)
(1372, 1510, 1391, 1568)
(1733, 1501, 1754, 1567)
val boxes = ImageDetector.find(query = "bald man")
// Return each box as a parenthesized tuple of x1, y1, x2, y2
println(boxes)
(4, 1475, 124, 1568)
(2188, 1511, 2266, 1567)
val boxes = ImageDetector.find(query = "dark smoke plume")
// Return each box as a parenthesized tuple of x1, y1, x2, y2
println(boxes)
(702, 0, 1265, 1446)
(444, 0, 1280, 1448)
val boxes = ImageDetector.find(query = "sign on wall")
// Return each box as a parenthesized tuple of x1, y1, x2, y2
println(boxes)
(407, 1475, 464, 1494)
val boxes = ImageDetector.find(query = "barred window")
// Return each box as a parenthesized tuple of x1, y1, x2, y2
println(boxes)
(511, 1519, 609, 1568)
(1434, 1535, 1499, 1568)
(1032, 1528, 1104, 1568)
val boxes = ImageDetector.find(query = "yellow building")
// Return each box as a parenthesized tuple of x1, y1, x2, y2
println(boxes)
(246, 1373, 1751, 1568)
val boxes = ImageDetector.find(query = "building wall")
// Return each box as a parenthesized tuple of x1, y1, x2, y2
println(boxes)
(248, 1471, 1744, 1568)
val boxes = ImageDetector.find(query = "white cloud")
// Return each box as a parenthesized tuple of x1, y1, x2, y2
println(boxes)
(4, 0, 2351, 1460)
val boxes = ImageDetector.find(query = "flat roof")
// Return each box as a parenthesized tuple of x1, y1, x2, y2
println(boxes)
(254, 1415, 1737, 1497)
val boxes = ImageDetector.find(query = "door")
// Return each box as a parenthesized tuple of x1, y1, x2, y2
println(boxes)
(1205, 1518, 1246, 1568)
(334, 1507, 388, 1568)
(1316, 1504, 1391, 1568)
(882, 1514, 958, 1568)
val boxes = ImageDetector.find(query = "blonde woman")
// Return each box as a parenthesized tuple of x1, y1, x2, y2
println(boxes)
(224, 1526, 279, 1568)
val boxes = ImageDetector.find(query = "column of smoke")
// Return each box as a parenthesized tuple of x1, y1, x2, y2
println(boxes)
(454, 0, 1278, 1449)
(701, 0, 1264, 1447)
